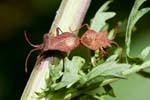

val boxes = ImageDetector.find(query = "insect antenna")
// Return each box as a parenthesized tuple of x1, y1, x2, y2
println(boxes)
(111, 41, 119, 48)
(25, 48, 39, 73)
(24, 31, 39, 48)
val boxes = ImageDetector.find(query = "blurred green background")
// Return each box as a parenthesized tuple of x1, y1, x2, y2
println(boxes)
(0, 0, 149, 100)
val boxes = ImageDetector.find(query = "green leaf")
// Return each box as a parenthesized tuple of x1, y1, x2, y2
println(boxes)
(140, 60, 150, 70)
(137, 71, 150, 78)
(83, 86, 107, 100)
(85, 86, 105, 96)
(78, 95, 99, 100)
(90, 0, 116, 32)
(64, 93, 72, 100)
(123, 60, 150, 76)
(140, 46, 150, 60)
(49, 60, 63, 82)
(125, 0, 150, 57)
(135, 60, 150, 79)
(106, 48, 123, 62)
(106, 54, 118, 62)
(117, 19, 128, 36)
(98, 0, 113, 12)
(54, 56, 85, 90)
(107, 28, 115, 40)
(85, 76, 113, 86)
(103, 84, 115, 97)
(80, 61, 130, 85)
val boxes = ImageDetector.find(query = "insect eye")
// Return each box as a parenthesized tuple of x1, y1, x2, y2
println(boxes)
(44, 34, 49, 40)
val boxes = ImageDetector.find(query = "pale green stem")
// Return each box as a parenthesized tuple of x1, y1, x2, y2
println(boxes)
(50, 0, 91, 35)
(21, 0, 91, 100)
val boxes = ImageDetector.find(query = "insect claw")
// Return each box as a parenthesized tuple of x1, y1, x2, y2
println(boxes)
(56, 27, 63, 35)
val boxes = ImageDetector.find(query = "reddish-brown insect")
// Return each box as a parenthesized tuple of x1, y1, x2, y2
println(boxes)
(24, 28, 80, 72)
(80, 24, 118, 56)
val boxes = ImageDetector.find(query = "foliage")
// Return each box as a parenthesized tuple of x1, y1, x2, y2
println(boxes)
(125, 0, 150, 57)
(36, 0, 150, 99)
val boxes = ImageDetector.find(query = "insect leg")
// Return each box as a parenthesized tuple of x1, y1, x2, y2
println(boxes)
(69, 23, 90, 33)
(110, 41, 119, 48)
(25, 48, 39, 73)
(99, 47, 107, 56)
(56, 27, 63, 35)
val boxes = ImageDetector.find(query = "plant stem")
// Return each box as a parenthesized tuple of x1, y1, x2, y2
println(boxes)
(21, 0, 91, 100)
(49, 0, 91, 35)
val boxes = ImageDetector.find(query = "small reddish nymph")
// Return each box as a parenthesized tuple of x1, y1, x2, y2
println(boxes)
(80, 24, 118, 55)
